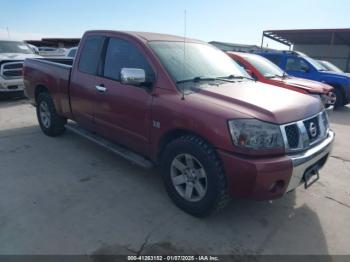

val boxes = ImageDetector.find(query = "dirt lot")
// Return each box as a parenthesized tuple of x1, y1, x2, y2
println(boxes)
(0, 97, 350, 256)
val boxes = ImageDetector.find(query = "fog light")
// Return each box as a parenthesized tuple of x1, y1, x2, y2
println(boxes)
(269, 180, 285, 193)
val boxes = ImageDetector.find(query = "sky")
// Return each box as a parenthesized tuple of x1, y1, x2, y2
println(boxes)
(0, 0, 349, 49)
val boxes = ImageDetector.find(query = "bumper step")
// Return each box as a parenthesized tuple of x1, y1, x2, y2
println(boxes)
(65, 122, 154, 169)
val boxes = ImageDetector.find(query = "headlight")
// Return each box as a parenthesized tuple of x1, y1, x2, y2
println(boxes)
(228, 119, 284, 150)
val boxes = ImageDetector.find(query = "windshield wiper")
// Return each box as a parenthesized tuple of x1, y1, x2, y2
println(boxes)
(176, 75, 254, 85)
(176, 76, 217, 84)
(265, 74, 284, 79)
(217, 75, 253, 81)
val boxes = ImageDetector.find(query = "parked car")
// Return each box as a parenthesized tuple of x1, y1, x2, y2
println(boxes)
(227, 52, 336, 108)
(0, 40, 41, 95)
(38, 46, 66, 57)
(23, 30, 334, 217)
(256, 50, 350, 108)
(28, 44, 39, 55)
(317, 60, 350, 76)
(65, 47, 78, 58)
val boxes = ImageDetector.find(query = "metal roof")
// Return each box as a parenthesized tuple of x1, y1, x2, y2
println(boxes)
(209, 41, 260, 49)
(263, 28, 350, 46)
(25, 38, 81, 47)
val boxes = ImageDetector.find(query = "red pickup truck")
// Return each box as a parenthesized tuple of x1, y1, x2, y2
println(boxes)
(23, 30, 334, 217)
(227, 52, 336, 108)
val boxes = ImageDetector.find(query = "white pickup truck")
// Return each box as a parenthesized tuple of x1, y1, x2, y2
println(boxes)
(0, 40, 41, 94)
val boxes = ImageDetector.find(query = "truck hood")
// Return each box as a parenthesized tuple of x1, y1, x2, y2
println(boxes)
(273, 76, 333, 94)
(0, 53, 41, 61)
(319, 70, 350, 81)
(194, 81, 322, 124)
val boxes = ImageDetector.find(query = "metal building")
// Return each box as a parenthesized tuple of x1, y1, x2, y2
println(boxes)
(209, 41, 261, 52)
(262, 29, 350, 72)
(25, 38, 81, 48)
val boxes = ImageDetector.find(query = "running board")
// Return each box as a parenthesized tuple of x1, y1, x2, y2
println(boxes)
(65, 122, 154, 169)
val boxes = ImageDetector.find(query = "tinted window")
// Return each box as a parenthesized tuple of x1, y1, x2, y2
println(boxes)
(286, 57, 310, 72)
(68, 48, 77, 58)
(265, 55, 281, 66)
(78, 36, 105, 75)
(104, 38, 153, 81)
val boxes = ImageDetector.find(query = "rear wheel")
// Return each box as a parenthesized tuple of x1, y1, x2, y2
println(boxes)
(36, 92, 66, 136)
(161, 135, 230, 217)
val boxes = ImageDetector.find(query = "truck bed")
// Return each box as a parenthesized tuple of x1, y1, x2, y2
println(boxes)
(23, 57, 74, 118)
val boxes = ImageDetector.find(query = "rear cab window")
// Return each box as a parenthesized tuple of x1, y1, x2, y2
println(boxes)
(78, 36, 105, 75)
(68, 49, 77, 58)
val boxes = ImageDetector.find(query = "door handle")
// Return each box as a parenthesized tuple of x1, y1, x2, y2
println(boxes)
(95, 85, 107, 93)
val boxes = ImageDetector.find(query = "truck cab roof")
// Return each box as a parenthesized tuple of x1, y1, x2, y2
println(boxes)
(84, 30, 204, 44)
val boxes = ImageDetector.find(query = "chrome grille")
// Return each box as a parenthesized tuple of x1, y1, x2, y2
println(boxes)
(0, 62, 23, 79)
(284, 124, 300, 148)
(280, 111, 329, 153)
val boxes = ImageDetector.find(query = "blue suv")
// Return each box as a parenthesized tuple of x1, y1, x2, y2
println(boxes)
(256, 50, 350, 108)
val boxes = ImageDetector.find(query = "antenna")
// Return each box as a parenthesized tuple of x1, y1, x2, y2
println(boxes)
(181, 9, 187, 100)
(6, 27, 11, 39)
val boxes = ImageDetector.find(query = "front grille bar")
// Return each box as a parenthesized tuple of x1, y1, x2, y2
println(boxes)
(0, 62, 23, 79)
(280, 111, 329, 153)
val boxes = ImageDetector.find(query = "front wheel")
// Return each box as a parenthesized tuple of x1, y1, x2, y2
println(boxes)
(36, 92, 66, 136)
(161, 135, 230, 217)
(334, 88, 344, 108)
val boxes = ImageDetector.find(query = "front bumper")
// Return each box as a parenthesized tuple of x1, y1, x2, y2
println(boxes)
(218, 130, 335, 200)
(286, 130, 334, 191)
(0, 77, 24, 92)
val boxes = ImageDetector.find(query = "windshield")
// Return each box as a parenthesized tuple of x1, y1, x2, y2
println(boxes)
(0, 41, 34, 54)
(149, 41, 250, 83)
(242, 54, 284, 78)
(318, 60, 343, 73)
(302, 56, 326, 71)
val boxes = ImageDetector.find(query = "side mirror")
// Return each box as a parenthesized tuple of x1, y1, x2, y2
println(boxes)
(120, 68, 146, 86)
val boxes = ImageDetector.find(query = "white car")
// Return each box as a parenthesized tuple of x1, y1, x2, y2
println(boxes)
(28, 44, 39, 54)
(0, 40, 41, 94)
(38, 46, 66, 57)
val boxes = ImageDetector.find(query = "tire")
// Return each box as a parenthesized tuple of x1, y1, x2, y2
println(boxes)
(334, 88, 344, 109)
(36, 92, 66, 136)
(161, 135, 230, 217)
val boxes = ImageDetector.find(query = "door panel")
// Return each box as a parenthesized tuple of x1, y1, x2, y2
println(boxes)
(93, 37, 155, 155)
(94, 77, 152, 155)
(70, 71, 98, 131)
(69, 35, 105, 131)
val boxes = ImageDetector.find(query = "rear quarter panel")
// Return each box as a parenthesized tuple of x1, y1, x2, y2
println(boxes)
(23, 59, 72, 118)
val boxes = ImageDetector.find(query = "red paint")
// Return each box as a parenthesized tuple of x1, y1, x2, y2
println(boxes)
(23, 31, 327, 200)
(227, 52, 334, 96)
